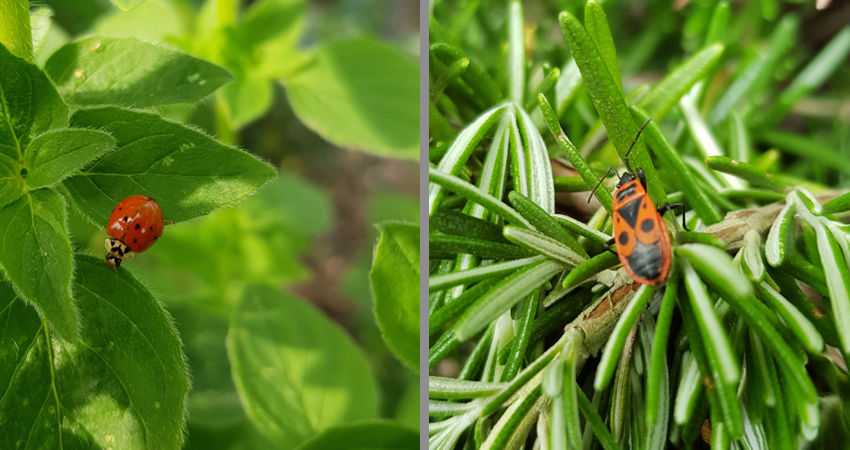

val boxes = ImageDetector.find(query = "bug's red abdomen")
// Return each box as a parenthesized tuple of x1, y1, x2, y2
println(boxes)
(611, 181, 671, 285)
(107, 195, 164, 253)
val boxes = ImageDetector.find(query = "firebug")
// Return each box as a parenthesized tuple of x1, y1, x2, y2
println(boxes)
(589, 119, 687, 285)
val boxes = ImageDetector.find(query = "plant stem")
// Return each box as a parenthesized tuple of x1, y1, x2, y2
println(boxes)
(0, 0, 34, 61)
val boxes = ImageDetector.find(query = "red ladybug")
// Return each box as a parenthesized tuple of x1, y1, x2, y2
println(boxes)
(104, 195, 169, 271)
(589, 119, 687, 285)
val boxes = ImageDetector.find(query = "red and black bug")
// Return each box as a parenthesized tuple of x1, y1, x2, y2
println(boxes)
(589, 119, 687, 285)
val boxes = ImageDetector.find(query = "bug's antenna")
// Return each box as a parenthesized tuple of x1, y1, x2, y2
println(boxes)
(587, 167, 621, 203)
(623, 118, 652, 174)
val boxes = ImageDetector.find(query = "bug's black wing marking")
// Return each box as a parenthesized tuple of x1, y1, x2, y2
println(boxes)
(616, 184, 636, 202)
(627, 240, 663, 281)
(618, 198, 641, 228)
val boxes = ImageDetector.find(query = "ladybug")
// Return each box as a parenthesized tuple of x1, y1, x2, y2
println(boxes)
(589, 119, 687, 285)
(104, 195, 170, 271)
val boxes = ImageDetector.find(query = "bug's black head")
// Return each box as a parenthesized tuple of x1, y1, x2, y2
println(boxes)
(616, 171, 636, 188)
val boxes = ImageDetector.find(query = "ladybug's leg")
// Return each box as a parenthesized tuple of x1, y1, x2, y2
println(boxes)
(164, 220, 174, 225)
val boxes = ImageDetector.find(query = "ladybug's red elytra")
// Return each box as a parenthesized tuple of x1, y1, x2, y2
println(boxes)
(104, 195, 169, 271)
(589, 119, 687, 285)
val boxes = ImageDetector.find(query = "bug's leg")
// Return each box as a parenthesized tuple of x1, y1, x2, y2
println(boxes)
(588, 167, 621, 204)
(603, 237, 617, 255)
(164, 220, 175, 225)
(661, 202, 689, 231)
(657, 202, 689, 241)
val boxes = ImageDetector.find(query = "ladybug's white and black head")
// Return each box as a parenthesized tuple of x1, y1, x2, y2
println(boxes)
(104, 238, 135, 270)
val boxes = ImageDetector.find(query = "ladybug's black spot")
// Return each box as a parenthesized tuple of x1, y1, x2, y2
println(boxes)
(149, 226, 153, 231)
(135, 224, 140, 230)
(154, 236, 158, 240)
(641, 219, 654, 233)
(618, 231, 629, 245)
(124, 216, 129, 221)
(133, 239, 137, 243)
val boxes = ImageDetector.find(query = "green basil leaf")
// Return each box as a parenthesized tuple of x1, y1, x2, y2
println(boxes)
(112, 0, 147, 11)
(0, 43, 68, 160)
(297, 421, 418, 450)
(63, 107, 276, 224)
(285, 39, 418, 159)
(371, 222, 419, 371)
(241, 0, 306, 79)
(217, 76, 274, 130)
(0, 255, 189, 448)
(24, 128, 116, 189)
(44, 36, 232, 107)
(0, 154, 25, 208)
(228, 285, 378, 448)
(0, 189, 76, 339)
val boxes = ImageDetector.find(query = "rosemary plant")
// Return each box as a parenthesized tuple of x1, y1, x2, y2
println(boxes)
(429, 1, 850, 448)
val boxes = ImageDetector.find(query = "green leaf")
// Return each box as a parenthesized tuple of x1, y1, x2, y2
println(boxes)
(371, 222, 419, 372)
(63, 107, 276, 224)
(584, 0, 622, 92)
(705, 155, 787, 193)
(594, 284, 654, 391)
(429, 256, 542, 292)
(286, 39, 418, 159)
(503, 226, 586, 267)
(228, 285, 378, 448)
(577, 388, 620, 450)
(24, 128, 116, 189)
(761, 26, 850, 125)
(765, 196, 795, 267)
(113, 0, 147, 11)
(754, 281, 823, 354)
(297, 421, 418, 450)
(133, 173, 331, 310)
(631, 106, 723, 225)
(515, 106, 556, 214)
(0, 43, 68, 160)
(44, 36, 232, 107)
(680, 258, 743, 437)
(241, 0, 305, 70)
(795, 199, 850, 360)
(428, 166, 531, 228)
(454, 260, 565, 342)
(0, 189, 77, 339)
(0, 154, 25, 208)
(558, 11, 665, 205)
(430, 234, 534, 260)
(741, 230, 766, 282)
(217, 76, 274, 130)
(636, 44, 724, 121)
(0, 255, 189, 448)
(759, 130, 850, 174)
(507, 0, 525, 104)
(538, 94, 613, 212)
(509, 190, 587, 258)
(821, 192, 850, 215)
(429, 104, 507, 210)
(93, 0, 184, 44)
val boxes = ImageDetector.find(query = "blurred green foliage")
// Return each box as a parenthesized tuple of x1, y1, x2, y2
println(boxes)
(0, 0, 421, 448)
